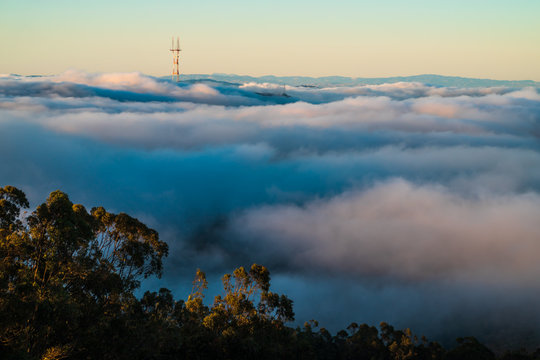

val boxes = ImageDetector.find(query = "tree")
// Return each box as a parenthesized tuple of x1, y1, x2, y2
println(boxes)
(187, 264, 295, 359)
(342, 323, 388, 360)
(0, 187, 168, 359)
(444, 337, 495, 360)
(0, 185, 29, 236)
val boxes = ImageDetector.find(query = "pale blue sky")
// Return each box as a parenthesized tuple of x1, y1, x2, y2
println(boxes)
(1, 0, 539, 79)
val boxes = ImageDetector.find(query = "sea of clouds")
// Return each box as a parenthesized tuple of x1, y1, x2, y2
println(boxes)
(1, 70, 539, 348)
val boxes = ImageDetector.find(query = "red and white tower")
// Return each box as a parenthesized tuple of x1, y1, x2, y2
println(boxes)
(170, 37, 181, 82)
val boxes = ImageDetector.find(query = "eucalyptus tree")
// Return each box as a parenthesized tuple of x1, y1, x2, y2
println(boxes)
(0, 186, 168, 359)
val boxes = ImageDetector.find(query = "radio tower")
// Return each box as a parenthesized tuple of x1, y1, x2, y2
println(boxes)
(170, 37, 181, 82)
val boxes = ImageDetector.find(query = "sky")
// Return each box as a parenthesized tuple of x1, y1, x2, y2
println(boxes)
(1, 0, 540, 80)
(1, 71, 539, 349)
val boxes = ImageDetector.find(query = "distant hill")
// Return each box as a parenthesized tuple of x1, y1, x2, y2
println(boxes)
(169, 73, 540, 88)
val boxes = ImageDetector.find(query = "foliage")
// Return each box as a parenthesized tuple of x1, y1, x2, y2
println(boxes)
(0, 186, 168, 359)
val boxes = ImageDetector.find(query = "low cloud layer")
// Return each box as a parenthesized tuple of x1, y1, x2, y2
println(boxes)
(229, 180, 540, 284)
(1, 71, 539, 347)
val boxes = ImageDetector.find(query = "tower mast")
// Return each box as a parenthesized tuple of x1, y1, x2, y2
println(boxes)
(170, 37, 181, 82)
